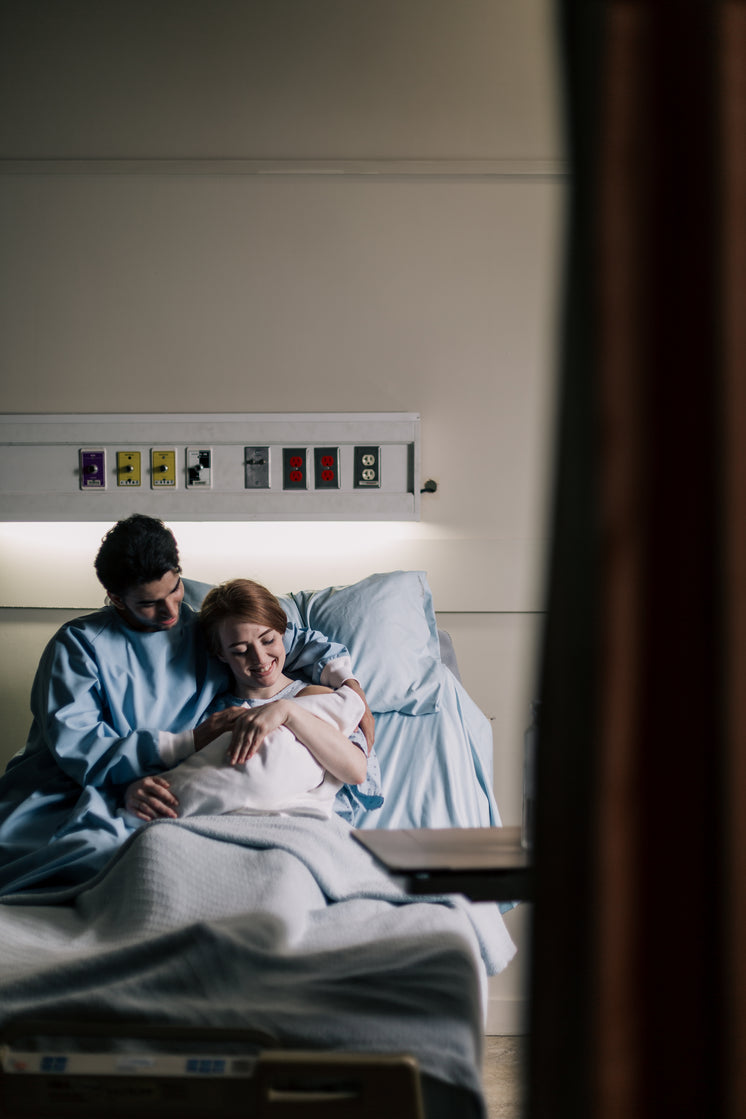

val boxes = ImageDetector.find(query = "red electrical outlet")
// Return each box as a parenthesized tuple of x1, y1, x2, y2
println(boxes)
(314, 447, 339, 489)
(282, 448, 308, 489)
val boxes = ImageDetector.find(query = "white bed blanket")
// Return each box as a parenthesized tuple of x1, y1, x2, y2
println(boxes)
(0, 813, 516, 1097)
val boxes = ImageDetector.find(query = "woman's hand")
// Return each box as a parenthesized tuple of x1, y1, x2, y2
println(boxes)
(124, 775, 179, 821)
(357, 706, 375, 753)
(226, 700, 292, 766)
(342, 679, 375, 752)
(193, 706, 246, 752)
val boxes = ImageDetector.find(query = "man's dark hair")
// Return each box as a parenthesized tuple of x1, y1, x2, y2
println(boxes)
(94, 514, 181, 596)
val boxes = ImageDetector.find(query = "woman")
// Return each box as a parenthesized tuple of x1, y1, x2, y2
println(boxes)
(124, 579, 378, 823)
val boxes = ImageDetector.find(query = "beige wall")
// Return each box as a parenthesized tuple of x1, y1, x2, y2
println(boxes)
(1, 1, 561, 161)
(0, 0, 564, 1033)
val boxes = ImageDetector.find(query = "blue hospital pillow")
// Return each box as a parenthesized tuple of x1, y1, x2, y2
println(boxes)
(282, 571, 443, 715)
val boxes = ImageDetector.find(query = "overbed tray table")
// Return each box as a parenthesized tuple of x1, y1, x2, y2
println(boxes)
(352, 824, 534, 902)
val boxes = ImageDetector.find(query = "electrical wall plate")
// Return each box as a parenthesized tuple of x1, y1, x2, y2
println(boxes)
(314, 447, 340, 489)
(353, 445, 381, 488)
(283, 448, 308, 490)
(244, 446, 270, 489)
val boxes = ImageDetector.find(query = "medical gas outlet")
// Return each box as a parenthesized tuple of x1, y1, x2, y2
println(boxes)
(150, 449, 176, 488)
(116, 452, 141, 487)
(79, 448, 106, 490)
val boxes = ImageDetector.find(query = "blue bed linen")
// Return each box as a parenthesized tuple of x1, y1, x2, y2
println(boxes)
(279, 570, 505, 832)
(354, 665, 501, 831)
(282, 571, 443, 715)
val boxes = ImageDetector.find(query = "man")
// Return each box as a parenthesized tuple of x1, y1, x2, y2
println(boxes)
(0, 515, 373, 895)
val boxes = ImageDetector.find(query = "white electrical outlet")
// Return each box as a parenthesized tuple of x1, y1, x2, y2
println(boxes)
(354, 446, 381, 488)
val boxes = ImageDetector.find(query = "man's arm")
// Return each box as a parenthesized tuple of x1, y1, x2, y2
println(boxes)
(281, 620, 354, 686)
(34, 626, 165, 789)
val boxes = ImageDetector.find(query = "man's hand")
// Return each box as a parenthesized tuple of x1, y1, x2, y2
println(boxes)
(342, 679, 375, 752)
(124, 775, 179, 821)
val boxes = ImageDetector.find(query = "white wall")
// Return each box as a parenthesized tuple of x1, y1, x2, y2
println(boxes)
(0, 0, 565, 1033)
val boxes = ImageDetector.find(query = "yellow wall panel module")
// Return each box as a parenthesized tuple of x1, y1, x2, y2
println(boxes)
(150, 449, 177, 489)
(116, 451, 141, 487)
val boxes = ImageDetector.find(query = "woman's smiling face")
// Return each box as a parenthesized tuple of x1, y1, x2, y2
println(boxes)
(216, 617, 287, 698)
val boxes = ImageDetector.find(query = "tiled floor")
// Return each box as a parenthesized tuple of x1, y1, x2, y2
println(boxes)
(482, 1035, 527, 1118)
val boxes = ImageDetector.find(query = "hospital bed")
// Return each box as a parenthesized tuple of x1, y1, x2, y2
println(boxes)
(0, 570, 516, 1118)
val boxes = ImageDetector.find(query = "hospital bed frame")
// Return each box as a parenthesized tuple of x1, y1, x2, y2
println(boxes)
(0, 1018, 485, 1119)
(0, 623, 491, 1119)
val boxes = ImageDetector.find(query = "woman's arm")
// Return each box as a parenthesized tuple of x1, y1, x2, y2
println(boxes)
(283, 700, 367, 784)
(225, 693, 367, 785)
(282, 623, 375, 748)
(338, 678, 375, 750)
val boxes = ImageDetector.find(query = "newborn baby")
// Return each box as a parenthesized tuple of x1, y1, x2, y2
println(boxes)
(126, 685, 365, 824)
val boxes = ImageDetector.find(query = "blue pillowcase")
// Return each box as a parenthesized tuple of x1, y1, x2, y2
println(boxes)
(281, 570, 443, 716)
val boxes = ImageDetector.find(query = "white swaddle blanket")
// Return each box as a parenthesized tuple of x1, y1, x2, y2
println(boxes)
(161, 685, 365, 821)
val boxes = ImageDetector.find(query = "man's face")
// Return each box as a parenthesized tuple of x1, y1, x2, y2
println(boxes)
(110, 571, 185, 632)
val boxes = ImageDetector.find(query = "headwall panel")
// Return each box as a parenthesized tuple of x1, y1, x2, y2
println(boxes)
(0, 413, 420, 521)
